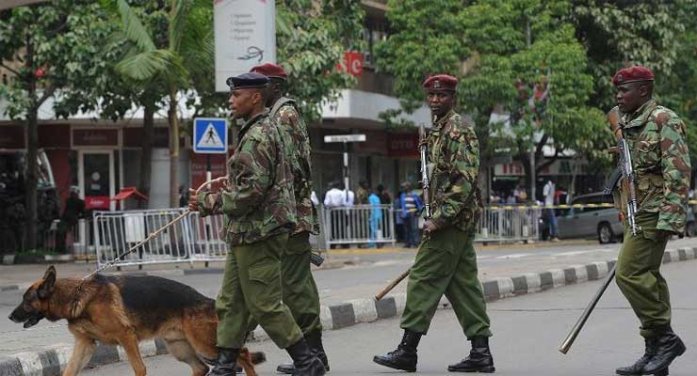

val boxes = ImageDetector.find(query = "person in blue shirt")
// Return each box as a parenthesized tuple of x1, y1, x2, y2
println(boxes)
(399, 181, 424, 248)
(368, 188, 383, 248)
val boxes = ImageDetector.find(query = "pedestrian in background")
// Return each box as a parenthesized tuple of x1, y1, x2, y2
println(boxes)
(543, 177, 560, 241)
(610, 66, 690, 376)
(374, 74, 494, 373)
(377, 184, 392, 240)
(324, 181, 345, 248)
(368, 187, 382, 248)
(56, 186, 85, 253)
(399, 181, 423, 248)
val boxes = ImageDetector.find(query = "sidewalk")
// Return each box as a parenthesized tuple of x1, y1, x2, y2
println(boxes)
(0, 240, 696, 375)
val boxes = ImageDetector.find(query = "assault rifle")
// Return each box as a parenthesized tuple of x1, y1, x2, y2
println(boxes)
(420, 120, 432, 219)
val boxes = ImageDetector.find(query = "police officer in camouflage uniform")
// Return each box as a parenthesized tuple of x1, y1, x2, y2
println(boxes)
(611, 66, 690, 376)
(373, 74, 494, 373)
(189, 72, 325, 376)
(249, 63, 328, 374)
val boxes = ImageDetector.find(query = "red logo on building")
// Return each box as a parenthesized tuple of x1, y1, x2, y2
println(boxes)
(337, 51, 364, 77)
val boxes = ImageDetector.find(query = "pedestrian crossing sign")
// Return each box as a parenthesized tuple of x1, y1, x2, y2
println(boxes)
(193, 118, 228, 154)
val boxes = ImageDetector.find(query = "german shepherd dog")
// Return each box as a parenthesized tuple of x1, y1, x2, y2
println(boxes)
(9, 266, 264, 376)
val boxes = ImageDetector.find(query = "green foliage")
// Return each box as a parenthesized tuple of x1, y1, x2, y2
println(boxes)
(276, 0, 365, 123)
(0, 1, 114, 118)
(377, 0, 609, 174)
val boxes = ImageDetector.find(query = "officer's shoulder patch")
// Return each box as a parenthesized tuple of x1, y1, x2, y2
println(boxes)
(276, 104, 299, 123)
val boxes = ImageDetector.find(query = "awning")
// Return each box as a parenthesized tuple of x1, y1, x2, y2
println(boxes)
(112, 187, 148, 202)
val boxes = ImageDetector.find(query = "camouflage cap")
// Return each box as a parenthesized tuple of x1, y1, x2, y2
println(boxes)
(612, 66, 654, 86)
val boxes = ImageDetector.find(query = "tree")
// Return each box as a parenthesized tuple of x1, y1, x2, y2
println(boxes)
(377, 0, 609, 198)
(276, 0, 365, 123)
(571, 0, 692, 110)
(0, 0, 113, 250)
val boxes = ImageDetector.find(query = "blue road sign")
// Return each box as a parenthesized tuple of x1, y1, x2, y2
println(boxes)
(193, 118, 228, 154)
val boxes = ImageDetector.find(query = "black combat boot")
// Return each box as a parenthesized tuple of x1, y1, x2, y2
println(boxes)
(616, 338, 658, 375)
(206, 347, 239, 376)
(447, 336, 495, 373)
(642, 329, 685, 376)
(286, 338, 326, 376)
(372, 329, 422, 372)
(277, 330, 330, 374)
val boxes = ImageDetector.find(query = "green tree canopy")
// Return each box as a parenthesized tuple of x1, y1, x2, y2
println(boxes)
(0, 0, 114, 249)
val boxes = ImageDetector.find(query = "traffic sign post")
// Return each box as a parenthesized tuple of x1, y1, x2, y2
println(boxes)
(323, 134, 366, 200)
(194, 118, 229, 186)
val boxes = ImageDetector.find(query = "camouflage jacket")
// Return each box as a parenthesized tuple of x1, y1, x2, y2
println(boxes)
(270, 97, 319, 235)
(427, 110, 482, 232)
(613, 100, 691, 234)
(197, 110, 296, 245)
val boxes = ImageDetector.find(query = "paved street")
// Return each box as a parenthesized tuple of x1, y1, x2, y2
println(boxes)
(82, 259, 697, 376)
(1, 237, 696, 371)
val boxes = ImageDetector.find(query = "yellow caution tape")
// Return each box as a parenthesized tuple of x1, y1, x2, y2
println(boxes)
(488, 200, 697, 211)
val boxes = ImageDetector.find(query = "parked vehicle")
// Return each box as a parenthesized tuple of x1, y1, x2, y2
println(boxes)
(556, 192, 624, 244)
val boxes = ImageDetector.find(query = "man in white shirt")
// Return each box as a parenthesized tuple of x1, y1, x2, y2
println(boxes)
(543, 178, 559, 241)
(324, 181, 351, 248)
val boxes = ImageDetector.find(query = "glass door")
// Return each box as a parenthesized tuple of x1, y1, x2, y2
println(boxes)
(79, 151, 115, 211)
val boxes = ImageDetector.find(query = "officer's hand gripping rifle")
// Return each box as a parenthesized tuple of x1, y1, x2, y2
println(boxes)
(559, 108, 637, 354)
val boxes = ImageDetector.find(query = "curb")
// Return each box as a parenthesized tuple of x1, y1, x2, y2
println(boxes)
(1, 246, 695, 375)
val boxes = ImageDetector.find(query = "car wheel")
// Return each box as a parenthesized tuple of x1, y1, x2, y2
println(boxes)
(598, 223, 614, 244)
(686, 221, 696, 237)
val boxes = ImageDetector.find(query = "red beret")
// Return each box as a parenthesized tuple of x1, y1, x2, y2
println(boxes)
(422, 74, 458, 92)
(250, 63, 288, 80)
(612, 66, 654, 86)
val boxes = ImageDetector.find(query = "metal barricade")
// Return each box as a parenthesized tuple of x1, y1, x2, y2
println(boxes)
(321, 205, 396, 247)
(475, 206, 540, 243)
(93, 209, 229, 269)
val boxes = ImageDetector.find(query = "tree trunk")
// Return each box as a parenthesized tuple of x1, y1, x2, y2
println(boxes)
(168, 90, 179, 208)
(25, 107, 39, 251)
(138, 104, 155, 209)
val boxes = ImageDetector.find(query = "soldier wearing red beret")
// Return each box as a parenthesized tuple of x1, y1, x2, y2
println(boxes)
(374, 74, 494, 373)
(610, 65, 690, 376)
(250, 63, 328, 375)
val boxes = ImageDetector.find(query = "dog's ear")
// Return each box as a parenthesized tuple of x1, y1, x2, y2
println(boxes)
(38, 266, 56, 299)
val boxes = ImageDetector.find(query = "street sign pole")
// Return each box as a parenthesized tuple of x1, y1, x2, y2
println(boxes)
(324, 134, 366, 200)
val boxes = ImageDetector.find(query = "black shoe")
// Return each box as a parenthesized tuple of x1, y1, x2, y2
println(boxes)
(642, 331, 686, 375)
(373, 329, 421, 372)
(448, 336, 495, 373)
(207, 347, 239, 376)
(616, 338, 658, 375)
(286, 338, 325, 376)
(277, 331, 329, 374)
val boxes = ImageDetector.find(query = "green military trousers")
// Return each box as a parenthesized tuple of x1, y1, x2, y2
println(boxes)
(401, 226, 492, 338)
(216, 232, 304, 349)
(615, 212, 671, 338)
(282, 232, 322, 335)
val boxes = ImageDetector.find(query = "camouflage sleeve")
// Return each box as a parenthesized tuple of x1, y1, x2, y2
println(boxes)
(220, 132, 276, 217)
(657, 113, 691, 233)
(196, 190, 222, 217)
(431, 123, 479, 229)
